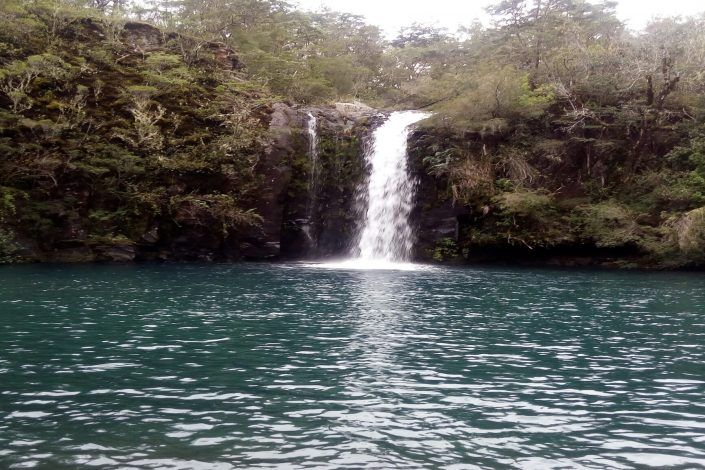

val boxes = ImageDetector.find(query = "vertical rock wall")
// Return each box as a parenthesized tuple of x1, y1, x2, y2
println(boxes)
(258, 102, 378, 260)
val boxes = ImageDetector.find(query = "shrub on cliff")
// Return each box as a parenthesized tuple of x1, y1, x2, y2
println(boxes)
(571, 202, 641, 249)
(0, 5, 273, 262)
(667, 207, 705, 262)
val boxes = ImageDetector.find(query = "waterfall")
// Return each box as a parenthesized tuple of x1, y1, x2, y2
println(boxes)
(302, 112, 319, 249)
(306, 112, 319, 202)
(306, 110, 429, 271)
(354, 110, 430, 265)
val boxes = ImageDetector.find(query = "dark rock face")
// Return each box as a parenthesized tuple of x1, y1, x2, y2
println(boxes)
(95, 244, 136, 262)
(313, 104, 383, 258)
(48, 246, 96, 263)
(408, 130, 468, 262)
(406, 128, 656, 268)
(273, 102, 378, 259)
(252, 103, 303, 259)
(168, 232, 222, 262)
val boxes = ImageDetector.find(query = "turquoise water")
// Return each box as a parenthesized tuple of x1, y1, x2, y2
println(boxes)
(1, 263, 705, 469)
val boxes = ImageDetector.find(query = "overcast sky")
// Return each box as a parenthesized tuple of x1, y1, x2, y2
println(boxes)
(293, 0, 705, 36)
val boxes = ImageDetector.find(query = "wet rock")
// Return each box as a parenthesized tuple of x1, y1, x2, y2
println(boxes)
(48, 246, 96, 263)
(95, 244, 136, 262)
(407, 131, 468, 262)
(334, 101, 377, 121)
(252, 102, 376, 260)
(11, 237, 41, 262)
(168, 231, 220, 262)
(141, 226, 159, 245)
(239, 240, 280, 260)
(278, 103, 377, 259)
(252, 103, 301, 258)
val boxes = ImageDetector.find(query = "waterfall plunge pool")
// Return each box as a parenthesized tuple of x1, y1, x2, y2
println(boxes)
(302, 259, 434, 271)
(1, 262, 705, 469)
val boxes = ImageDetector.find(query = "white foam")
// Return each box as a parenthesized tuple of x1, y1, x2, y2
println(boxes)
(355, 111, 431, 262)
(302, 260, 432, 272)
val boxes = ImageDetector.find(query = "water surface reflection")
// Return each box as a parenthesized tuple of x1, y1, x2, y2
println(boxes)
(1, 263, 704, 468)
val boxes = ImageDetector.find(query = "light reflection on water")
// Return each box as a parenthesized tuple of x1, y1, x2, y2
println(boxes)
(301, 259, 434, 271)
(0, 263, 705, 469)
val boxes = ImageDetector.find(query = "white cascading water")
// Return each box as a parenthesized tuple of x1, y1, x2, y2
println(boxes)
(302, 112, 319, 248)
(307, 110, 430, 270)
(353, 110, 430, 268)
(306, 112, 319, 201)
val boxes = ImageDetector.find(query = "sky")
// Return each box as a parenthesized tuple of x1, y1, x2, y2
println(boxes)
(293, 0, 705, 37)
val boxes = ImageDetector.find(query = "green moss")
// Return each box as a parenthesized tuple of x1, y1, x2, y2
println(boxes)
(0, 226, 20, 263)
(494, 189, 556, 220)
(432, 237, 459, 262)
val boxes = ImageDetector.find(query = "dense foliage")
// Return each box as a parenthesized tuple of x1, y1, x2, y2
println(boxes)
(0, 0, 274, 261)
(403, 1, 705, 267)
(2, 0, 705, 266)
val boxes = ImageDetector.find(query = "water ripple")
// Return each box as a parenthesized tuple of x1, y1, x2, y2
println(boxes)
(1, 264, 705, 468)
